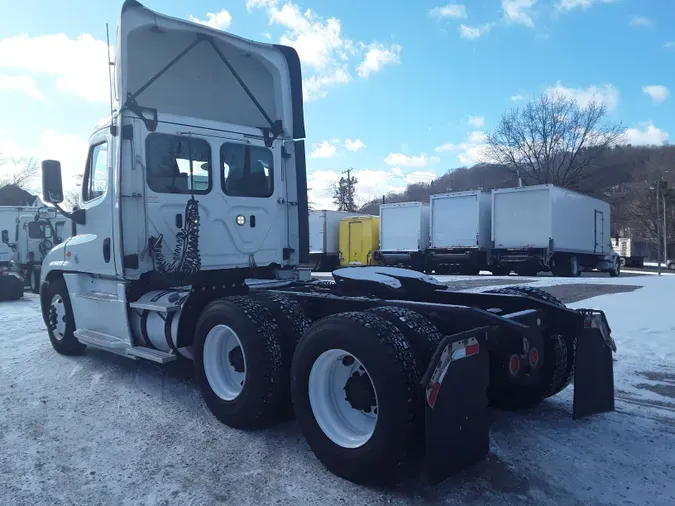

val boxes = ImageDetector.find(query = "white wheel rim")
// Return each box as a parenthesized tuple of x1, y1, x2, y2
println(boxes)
(308, 349, 378, 449)
(50, 294, 67, 340)
(203, 324, 246, 401)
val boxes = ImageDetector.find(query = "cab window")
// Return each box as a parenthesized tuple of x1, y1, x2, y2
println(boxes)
(146, 134, 211, 194)
(27, 222, 42, 239)
(221, 143, 274, 198)
(83, 142, 109, 202)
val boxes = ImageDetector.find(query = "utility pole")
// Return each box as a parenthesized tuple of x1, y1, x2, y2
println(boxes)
(657, 179, 662, 276)
(664, 184, 668, 264)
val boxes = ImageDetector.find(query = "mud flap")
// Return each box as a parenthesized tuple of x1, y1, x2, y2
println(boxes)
(572, 311, 615, 420)
(421, 328, 491, 485)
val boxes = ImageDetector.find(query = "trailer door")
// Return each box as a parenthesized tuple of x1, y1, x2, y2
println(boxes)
(594, 210, 604, 254)
(348, 220, 363, 265)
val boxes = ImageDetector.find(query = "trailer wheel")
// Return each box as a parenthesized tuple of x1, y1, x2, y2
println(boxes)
(366, 306, 443, 376)
(566, 256, 581, 277)
(291, 312, 421, 485)
(194, 296, 288, 429)
(43, 278, 86, 355)
(609, 262, 620, 277)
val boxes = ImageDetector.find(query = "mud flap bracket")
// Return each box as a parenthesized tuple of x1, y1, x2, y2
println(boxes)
(421, 327, 491, 485)
(572, 310, 615, 420)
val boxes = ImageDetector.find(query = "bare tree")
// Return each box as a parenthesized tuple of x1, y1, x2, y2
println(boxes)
(0, 155, 40, 191)
(484, 93, 624, 189)
(64, 173, 84, 210)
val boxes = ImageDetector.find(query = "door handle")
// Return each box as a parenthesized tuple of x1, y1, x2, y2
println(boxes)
(103, 238, 111, 263)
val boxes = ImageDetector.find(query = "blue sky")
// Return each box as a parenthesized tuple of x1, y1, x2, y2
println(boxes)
(0, 0, 673, 208)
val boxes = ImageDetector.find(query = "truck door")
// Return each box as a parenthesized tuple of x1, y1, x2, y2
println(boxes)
(594, 210, 604, 254)
(68, 130, 118, 277)
(139, 121, 287, 274)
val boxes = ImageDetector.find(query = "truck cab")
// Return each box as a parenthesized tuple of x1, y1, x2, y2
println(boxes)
(38, 0, 307, 361)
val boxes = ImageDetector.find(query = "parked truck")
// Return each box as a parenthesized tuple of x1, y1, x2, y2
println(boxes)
(4, 207, 72, 292)
(426, 191, 495, 275)
(375, 202, 429, 271)
(491, 185, 620, 277)
(309, 210, 369, 271)
(35, 1, 616, 487)
(338, 214, 380, 266)
(0, 205, 39, 300)
(610, 237, 646, 268)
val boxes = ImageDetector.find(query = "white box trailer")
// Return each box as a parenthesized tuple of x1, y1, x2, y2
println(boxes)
(427, 191, 492, 275)
(309, 209, 368, 271)
(377, 202, 429, 270)
(491, 184, 619, 277)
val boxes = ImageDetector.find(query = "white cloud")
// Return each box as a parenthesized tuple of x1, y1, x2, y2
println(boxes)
(310, 140, 337, 158)
(468, 115, 485, 128)
(511, 94, 525, 101)
(429, 4, 468, 19)
(246, 0, 278, 9)
(263, 32, 272, 39)
(303, 67, 352, 101)
(250, 2, 400, 100)
(189, 10, 232, 30)
(0, 33, 110, 103)
(630, 16, 653, 27)
(0, 74, 44, 100)
(555, 0, 619, 12)
(384, 152, 440, 168)
(356, 43, 402, 78)
(502, 0, 537, 28)
(459, 24, 492, 39)
(666, 42, 675, 49)
(307, 167, 439, 210)
(468, 131, 487, 144)
(435, 143, 458, 152)
(643, 85, 669, 105)
(545, 81, 619, 110)
(343, 138, 365, 152)
(623, 122, 669, 146)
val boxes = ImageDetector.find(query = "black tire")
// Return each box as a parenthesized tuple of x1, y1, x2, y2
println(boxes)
(194, 296, 289, 429)
(251, 292, 312, 417)
(43, 277, 86, 355)
(667, 262, 675, 271)
(609, 263, 620, 277)
(366, 306, 443, 376)
(482, 287, 573, 408)
(31, 269, 40, 294)
(567, 256, 581, 277)
(291, 312, 421, 485)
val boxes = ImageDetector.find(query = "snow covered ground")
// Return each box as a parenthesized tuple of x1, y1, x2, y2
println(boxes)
(0, 276, 674, 505)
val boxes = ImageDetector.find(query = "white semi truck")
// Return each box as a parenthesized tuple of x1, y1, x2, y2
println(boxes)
(375, 202, 429, 271)
(491, 185, 620, 277)
(426, 191, 495, 275)
(35, 1, 617, 486)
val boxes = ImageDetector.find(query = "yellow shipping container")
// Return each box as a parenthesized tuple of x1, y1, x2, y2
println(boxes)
(339, 216, 380, 266)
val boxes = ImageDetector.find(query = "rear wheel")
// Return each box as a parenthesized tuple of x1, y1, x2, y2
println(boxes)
(609, 262, 620, 277)
(483, 286, 574, 408)
(668, 262, 675, 271)
(567, 256, 581, 277)
(194, 296, 289, 429)
(291, 312, 421, 485)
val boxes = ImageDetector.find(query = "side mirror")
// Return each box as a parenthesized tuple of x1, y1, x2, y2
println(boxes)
(41, 160, 64, 204)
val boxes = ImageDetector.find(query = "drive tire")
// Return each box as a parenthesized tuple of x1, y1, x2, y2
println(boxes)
(483, 287, 572, 408)
(366, 306, 443, 377)
(252, 292, 312, 418)
(291, 312, 421, 485)
(43, 277, 86, 355)
(609, 263, 620, 277)
(194, 296, 288, 429)
(31, 268, 40, 294)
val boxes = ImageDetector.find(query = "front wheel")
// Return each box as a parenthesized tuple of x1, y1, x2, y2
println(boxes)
(291, 312, 421, 485)
(43, 277, 86, 355)
(30, 268, 40, 294)
(609, 262, 620, 277)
